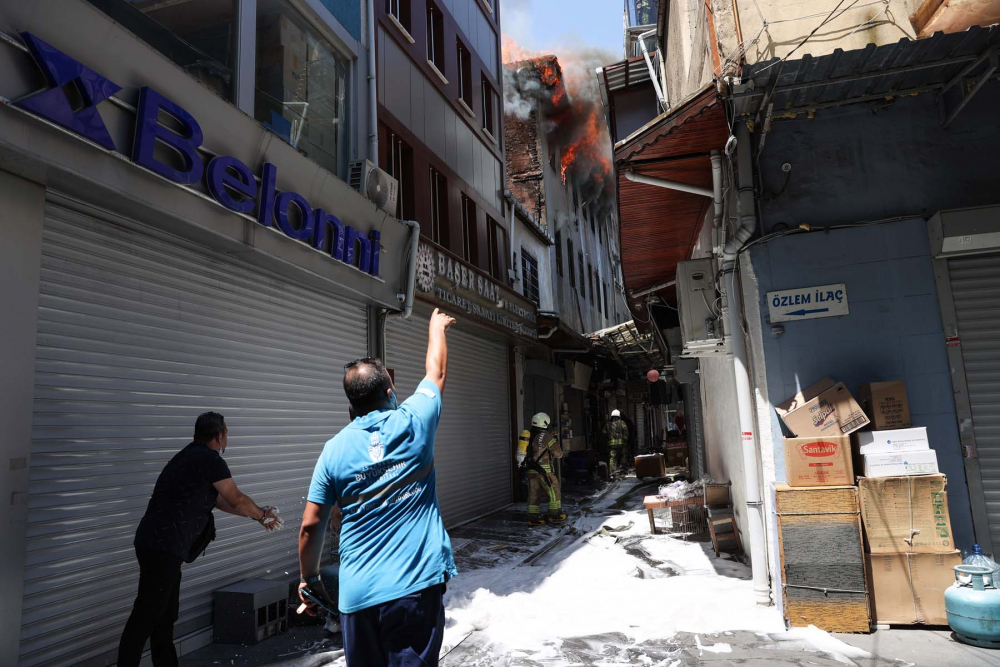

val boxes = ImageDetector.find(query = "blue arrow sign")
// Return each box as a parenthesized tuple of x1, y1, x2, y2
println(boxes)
(787, 307, 829, 316)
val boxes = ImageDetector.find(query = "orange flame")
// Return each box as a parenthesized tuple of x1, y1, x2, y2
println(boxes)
(559, 103, 610, 185)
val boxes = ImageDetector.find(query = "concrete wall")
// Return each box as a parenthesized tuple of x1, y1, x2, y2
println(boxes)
(748, 219, 976, 552)
(0, 170, 45, 661)
(700, 356, 750, 547)
(514, 217, 555, 312)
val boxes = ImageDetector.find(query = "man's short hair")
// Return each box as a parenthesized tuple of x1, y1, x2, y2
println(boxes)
(194, 412, 226, 444)
(344, 358, 391, 414)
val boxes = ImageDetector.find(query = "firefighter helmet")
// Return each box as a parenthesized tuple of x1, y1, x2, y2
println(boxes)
(531, 412, 551, 429)
(611, 409, 621, 418)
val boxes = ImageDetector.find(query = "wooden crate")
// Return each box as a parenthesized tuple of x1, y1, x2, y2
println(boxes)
(775, 484, 871, 633)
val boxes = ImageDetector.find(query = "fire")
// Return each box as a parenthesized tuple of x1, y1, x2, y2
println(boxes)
(559, 103, 611, 186)
(502, 36, 539, 64)
(538, 63, 565, 105)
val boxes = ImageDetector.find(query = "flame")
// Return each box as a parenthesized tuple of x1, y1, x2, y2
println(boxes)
(559, 102, 611, 186)
(502, 36, 540, 64)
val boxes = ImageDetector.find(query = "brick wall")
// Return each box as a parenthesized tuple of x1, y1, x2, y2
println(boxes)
(504, 110, 548, 230)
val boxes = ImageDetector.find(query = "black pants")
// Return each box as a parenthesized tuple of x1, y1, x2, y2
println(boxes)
(117, 548, 183, 667)
(342, 584, 446, 667)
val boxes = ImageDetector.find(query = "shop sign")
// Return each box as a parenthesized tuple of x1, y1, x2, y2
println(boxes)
(767, 283, 849, 323)
(414, 243, 538, 339)
(11, 32, 381, 276)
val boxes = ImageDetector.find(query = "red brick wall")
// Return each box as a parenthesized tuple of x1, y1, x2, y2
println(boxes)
(504, 110, 548, 230)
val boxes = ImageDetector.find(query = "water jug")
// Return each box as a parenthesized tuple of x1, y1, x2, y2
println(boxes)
(945, 565, 1000, 649)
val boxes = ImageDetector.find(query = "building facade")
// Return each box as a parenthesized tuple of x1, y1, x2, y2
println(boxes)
(605, 0, 1000, 611)
(0, 0, 527, 664)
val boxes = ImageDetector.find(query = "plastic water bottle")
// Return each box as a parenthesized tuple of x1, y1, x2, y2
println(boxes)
(963, 544, 1000, 585)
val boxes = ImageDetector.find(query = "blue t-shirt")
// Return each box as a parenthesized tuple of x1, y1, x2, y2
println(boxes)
(307, 379, 458, 613)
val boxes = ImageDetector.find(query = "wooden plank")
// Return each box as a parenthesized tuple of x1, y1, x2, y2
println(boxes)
(776, 485, 859, 515)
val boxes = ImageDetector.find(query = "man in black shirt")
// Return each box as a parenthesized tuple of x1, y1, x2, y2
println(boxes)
(117, 412, 279, 667)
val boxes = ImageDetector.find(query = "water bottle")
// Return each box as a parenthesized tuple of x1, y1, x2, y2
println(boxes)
(963, 544, 999, 586)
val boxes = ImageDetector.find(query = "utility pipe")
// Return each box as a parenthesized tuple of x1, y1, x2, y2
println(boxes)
(624, 170, 713, 198)
(630, 279, 676, 299)
(367, 0, 378, 161)
(719, 123, 769, 607)
(392, 219, 420, 320)
(638, 29, 668, 111)
(505, 190, 517, 287)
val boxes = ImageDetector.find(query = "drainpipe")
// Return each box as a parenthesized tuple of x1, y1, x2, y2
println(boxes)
(719, 123, 769, 606)
(638, 29, 668, 111)
(505, 190, 517, 288)
(391, 219, 420, 320)
(625, 170, 713, 198)
(367, 0, 378, 161)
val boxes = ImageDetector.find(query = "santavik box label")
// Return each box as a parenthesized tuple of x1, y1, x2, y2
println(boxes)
(783, 435, 853, 486)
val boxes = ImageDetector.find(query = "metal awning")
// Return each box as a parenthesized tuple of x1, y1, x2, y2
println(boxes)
(589, 320, 665, 373)
(728, 26, 1000, 128)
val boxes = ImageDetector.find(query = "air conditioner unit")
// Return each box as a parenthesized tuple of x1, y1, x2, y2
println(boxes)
(676, 258, 726, 357)
(348, 160, 399, 215)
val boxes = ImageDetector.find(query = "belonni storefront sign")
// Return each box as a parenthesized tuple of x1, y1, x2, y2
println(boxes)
(11, 32, 381, 276)
(768, 283, 849, 322)
(415, 243, 538, 339)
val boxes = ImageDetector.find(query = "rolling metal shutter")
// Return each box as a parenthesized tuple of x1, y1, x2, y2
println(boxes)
(386, 308, 512, 526)
(949, 254, 1000, 557)
(20, 198, 368, 667)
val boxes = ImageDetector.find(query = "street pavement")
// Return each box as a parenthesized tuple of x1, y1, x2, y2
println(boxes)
(179, 477, 999, 667)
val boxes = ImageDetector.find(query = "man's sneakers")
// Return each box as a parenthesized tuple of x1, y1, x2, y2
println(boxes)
(527, 516, 546, 526)
(548, 513, 567, 525)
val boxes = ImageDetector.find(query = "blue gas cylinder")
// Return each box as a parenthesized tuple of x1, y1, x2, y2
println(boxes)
(945, 564, 1000, 649)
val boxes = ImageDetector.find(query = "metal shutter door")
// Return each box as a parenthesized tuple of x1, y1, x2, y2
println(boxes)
(20, 199, 368, 667)
(386, 310, 511, 526)
(950, 254, 1000, 557)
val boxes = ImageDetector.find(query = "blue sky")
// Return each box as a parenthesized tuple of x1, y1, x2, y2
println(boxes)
(502, 0, 625, 60)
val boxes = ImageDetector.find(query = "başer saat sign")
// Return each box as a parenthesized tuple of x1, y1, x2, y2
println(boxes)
(12, 32, 381, 276)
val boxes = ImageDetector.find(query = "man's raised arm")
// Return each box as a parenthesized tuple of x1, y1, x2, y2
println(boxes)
(423, 308, 456, 394)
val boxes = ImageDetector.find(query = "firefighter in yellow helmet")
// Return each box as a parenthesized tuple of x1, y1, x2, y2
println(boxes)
(518, 412, 564, 526)
(605, 409, 629, 477)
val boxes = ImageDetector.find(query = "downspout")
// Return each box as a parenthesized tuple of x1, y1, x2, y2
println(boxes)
(367, 0, 378, 161)
(638, 29, 668, 111)
(391, 219, 420, 320)
(505, 190, 517, 288)
(719, 123, 769, 606)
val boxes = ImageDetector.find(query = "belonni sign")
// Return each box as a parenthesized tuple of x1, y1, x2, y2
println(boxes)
(767, 283, 849, 323)
(12, 32, 382, 277)
(415, 243, 537, 340)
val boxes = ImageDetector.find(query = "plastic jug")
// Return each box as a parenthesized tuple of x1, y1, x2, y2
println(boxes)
(945, 565, 1000, 649)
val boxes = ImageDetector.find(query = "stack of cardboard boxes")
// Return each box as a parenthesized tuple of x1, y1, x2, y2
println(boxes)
(776, 378, 959, 630)
(854, 381, 960, 626)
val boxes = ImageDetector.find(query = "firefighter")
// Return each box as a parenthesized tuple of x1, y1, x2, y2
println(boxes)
(606, 409, 629, 477)
(519, 413, 564, 526)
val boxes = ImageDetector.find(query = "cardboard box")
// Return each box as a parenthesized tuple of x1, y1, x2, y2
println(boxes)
(866, 551, 962, 625)
(863, 450, 939, 477)
(858, 381, 912, 430)
(775, 378, 870, 437)
(665, 446, 688, 468)
(859, 475, 954, 553)
(783, 435, 854, 486)
(857, 427, 930, 455)
(704, 483, 730, 507)
(635, 453, 665, 479)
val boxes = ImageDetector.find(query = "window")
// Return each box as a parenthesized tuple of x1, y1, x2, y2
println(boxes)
(427, 2, 446, 78)
(461, 195, 478, 263)
(457, 41, 474, 111)
(522, 249, 540, 305)
(578, 252, 585, 296)
(429, 167, 449, 246)
(597, 278, 603, 315)
(385, 132, 414, 219)
(567, 238, 576, 288)
(603, 281, 609, 317)
(588, 265, 595, 304)
(487, 217, 506, 281)
(88, 0, 236, 102)
(255, 0, 350, 178)
(482, 76, 498, 139)
(590, 206, 596, 235)
(573, 186, 579, 212)
(555, 231, 563, 277)
(386, 0, 412, 33)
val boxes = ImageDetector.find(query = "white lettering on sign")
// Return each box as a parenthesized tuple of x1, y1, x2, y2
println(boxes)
(767, 283, 849, 323)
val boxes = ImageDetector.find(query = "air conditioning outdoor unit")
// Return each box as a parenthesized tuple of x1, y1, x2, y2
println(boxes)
(676, 258, 726, 358)
(348, 160, 399, 215)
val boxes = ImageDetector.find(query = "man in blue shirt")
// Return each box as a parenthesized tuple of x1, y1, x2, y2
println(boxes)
(298, 308, 458, 666)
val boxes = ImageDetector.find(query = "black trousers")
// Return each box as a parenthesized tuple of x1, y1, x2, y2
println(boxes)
(342, 584, 446, 667)
(117, 548, 183, 667)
